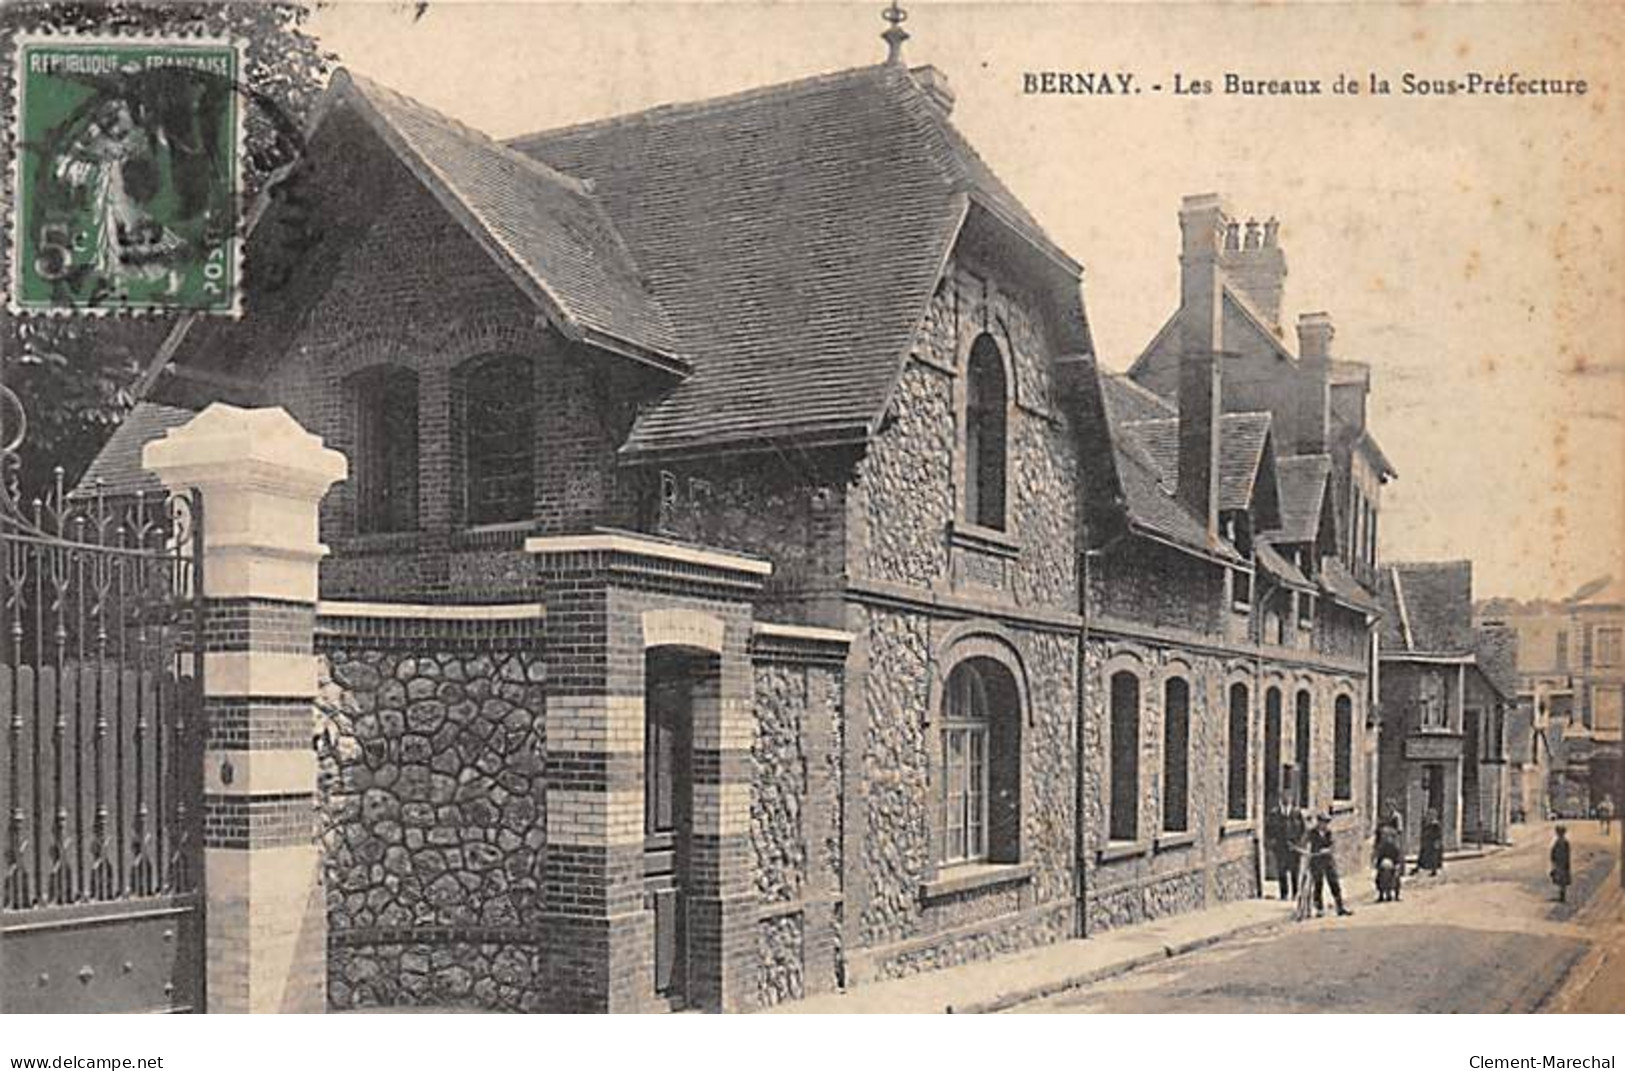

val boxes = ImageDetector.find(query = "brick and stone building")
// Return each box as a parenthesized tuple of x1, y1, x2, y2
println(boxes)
(1090, 195, 1391, 915)
(80, 44, 1398, 1012)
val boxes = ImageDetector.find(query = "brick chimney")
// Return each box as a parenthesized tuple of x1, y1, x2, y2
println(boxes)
(1177, 195, 1227, 537)
(1178, 352, 1222, 539)
(1293, 312, 1333, 454)
(1221, 215, 1288, 330)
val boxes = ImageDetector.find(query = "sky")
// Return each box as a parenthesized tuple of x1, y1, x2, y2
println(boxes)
(308, 0, 1624, 601)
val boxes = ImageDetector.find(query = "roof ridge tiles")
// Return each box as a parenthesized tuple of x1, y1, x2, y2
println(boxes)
(505, 63, 895, 148)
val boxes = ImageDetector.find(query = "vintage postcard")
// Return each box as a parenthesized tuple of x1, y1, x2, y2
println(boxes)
(0, 0, 1620, 1031)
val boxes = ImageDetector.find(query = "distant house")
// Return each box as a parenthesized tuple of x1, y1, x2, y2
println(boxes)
(1378, 561, 1517, 850)
(1478, 577, 1625, 818)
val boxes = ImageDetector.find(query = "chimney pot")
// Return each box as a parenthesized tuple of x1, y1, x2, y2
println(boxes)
(1244, 219, 1262, 250)
(1225, 222, 1241, 252)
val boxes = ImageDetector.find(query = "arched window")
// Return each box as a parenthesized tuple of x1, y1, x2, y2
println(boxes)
(939, 658, 1021, 866)
(350, 365, 419, 534)
(965, 335, 1008, 531)
(1264, 686, 1283, 811)
(1227, 683, 1250, 820)
(1334, 695, 1354, 801)
(460, 353, 536, 526)
(1162, 677, 1190, 833)
(1295, 689, 1313, 809)
(1109, 671, 1140, 842)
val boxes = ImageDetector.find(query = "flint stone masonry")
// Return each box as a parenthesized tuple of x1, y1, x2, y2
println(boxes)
(315, 642, 546, 1011)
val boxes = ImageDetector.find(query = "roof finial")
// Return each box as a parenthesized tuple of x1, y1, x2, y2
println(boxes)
(881, 1, 909, 65)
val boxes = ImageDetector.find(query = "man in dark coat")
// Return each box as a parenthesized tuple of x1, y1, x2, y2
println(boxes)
(1308, 812, 1353, 917)
(1551, 824, 1572, 903)
(1416, 809, 1445, 876)
(1266, 800, 1304, 900)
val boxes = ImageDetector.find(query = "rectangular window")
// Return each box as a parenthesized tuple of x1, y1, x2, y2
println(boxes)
(1227, 684, 1250, 820)
(941, 724, 988, 864)
(353, 367, 419, 534)
(1594, 686, 1623, 736)
(1333, 697, 1353, 801)
(1162, 679, 1190, 833)
(1596, 627, 1623, 668)
(1232, 568, 1252, 612)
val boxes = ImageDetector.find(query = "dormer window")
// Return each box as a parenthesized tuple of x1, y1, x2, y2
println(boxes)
(965, 334, 1008, 531)
(1299, 593, 1316, 631)
(1231, 567, 1252, 612)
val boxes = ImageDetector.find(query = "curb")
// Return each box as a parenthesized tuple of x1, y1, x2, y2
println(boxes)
(948, 914, 1291, 1014)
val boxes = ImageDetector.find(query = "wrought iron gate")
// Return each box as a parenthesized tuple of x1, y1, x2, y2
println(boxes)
(0, 403, 205, 1014)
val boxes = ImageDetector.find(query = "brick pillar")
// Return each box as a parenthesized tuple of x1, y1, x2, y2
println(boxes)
(528, 534, 767, 1013)
(144, 404, 346, 1013)
(686, 652, 756, 1013)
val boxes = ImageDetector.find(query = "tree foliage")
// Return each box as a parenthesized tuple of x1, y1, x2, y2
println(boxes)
(0, 0, 331, 503)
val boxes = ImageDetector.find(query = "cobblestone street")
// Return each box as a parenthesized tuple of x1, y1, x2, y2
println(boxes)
(1012, 821, 1621, 1013)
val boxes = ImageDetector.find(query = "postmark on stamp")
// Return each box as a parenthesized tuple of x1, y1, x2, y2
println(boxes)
(9, 34, 242, 315)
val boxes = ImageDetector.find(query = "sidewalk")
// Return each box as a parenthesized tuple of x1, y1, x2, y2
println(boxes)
(769, 896, 1296, 1014)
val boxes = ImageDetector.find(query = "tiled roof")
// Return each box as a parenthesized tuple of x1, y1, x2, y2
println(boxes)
(510, 63, 1082, 458)
(1569, 576, 1625, 608)
(1320, 556, 1382, 614)
(1257, 541, 1313, 591)
(1474, 626, 1520, 699)
(1273, 454, 1332, 545)
(1119, 411, 1273, 514)
(1101, 373, 1176, 423)
(341, 72, 684, 370)
(1378, 561, 1475, 654)
(69, 403, 195, 499)
(1110, 432, 1242, 563)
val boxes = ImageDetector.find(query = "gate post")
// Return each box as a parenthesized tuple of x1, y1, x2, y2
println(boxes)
(144, 404, 346, 1013)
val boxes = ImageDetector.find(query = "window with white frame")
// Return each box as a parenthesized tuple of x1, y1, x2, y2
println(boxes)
(939, 658, 1022, 867)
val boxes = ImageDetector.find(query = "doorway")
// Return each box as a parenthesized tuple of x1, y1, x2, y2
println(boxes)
(644, 649, 698, 1006)
(1424, 763, 1445, 820)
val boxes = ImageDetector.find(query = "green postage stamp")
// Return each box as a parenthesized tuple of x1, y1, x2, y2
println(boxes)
(9, 35, 242, 315)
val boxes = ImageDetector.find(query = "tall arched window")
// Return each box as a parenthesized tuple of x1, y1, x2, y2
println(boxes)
(460, 353, 536, 526)
(940, 658, 1021, 866)
(1109, 671, 1140, 842)
(1264, 686, 1283, 811)
(965, 335, 1008, 531)
(1295, 689, 1313, 809)
(350, 365, 419, 534)
(1227, 683, 1250, 820)
(1334, 695, 1354, 801)
(1162, 677, 1190, 833)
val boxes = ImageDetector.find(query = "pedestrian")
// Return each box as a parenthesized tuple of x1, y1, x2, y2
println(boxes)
(1416, 809, 1444, 877)
(1266, 799, 1303, 900)
(1550, 824, 1572, 903)
(1373, 817, 1404, 902)
(1307, 812, 1354, 917)
(1599, 794, 1615, 835)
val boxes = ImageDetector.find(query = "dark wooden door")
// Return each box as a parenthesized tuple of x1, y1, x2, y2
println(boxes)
(644, 662, 692, 1005)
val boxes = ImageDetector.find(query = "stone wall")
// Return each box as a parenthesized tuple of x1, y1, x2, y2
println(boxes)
(1081, 632, 1368, 933)
(314, 623, 547, 1011)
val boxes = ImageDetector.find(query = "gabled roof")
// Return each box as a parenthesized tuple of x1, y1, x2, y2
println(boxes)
(1378, 561, 1475, 655)
(340, 72, 686, 372)
(1569, 576, 1625, 609)
(68, 402, 196, 500)
(510, 63, 1087, 459)
(1474, 625, 1520, 700)
(1273, 454, 1333, 545)
(1119, 411, 1273, 514)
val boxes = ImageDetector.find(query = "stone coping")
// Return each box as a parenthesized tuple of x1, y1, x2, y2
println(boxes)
(919, 861, 1034, 902)
(317, 600, 546, 621)
(524, 530, 772, 576)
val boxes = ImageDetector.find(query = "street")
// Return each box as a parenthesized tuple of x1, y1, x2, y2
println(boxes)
(1014, 821, 1623, 1013)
